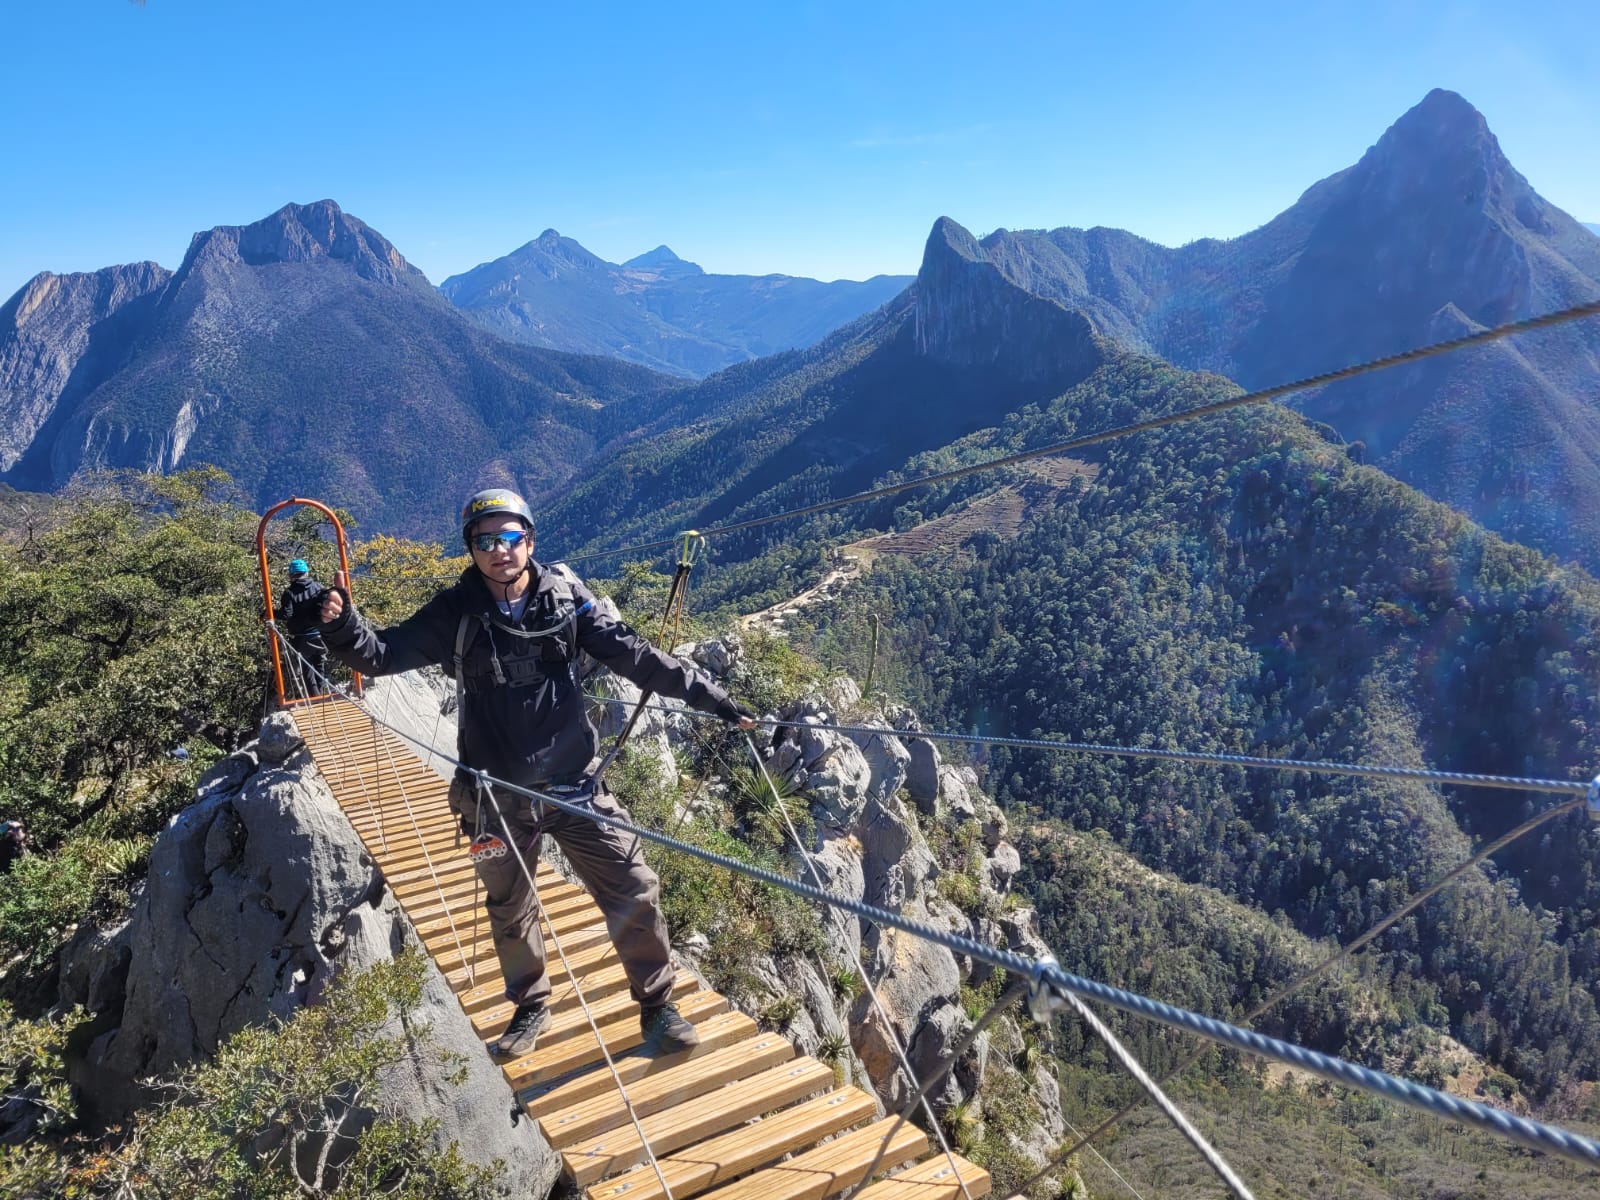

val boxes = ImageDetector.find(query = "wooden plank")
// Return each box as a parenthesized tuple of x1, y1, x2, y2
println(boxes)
(426, 908, 608, 972)
(475, 959, 641, 1033)
(564, 1058, 837, 1186)
(505, 990, 729, 1091)
(539, 1034, 794, 1148)
(441, 927, 615, 992)
(689, 1119, 930, 1200)
(410, 883, 588, 933)
(523, 1011, 758, 1117)
(586, 1088, 880, 1200)
(849, 1157, 991, 1200)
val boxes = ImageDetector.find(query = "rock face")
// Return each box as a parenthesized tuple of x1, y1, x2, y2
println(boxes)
(439, 230, 911, 379)
(0, 200, 666, 536)
(0, 263, 169, 471)
(62, 711, 557, 1194)
(739, 681, 1069, 1177)
(913, 217, 1105, 387)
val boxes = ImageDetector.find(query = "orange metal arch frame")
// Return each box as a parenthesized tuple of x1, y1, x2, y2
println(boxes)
(256, 497, 364, 708)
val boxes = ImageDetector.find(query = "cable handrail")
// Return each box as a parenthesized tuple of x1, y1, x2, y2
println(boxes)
(595, 697, 1599, 801)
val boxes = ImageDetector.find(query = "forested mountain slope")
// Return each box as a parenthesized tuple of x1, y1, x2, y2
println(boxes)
(537, 217, 1108, 561)
(534, 210, 1600, 1102)
(804, 356, 1600, 1097)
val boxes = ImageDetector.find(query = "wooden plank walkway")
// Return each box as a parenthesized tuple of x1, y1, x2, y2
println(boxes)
(292, 700, 992, 1200)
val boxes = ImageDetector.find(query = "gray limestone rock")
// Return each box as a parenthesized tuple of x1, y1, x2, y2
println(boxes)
(980, 804, 1009, 852)
(850, 925, 961, 1108)
(906, 1001, 987, 1110)
(849, 726, 911, 808)
(69, 713, 558, 1191)
(362, 670, 457, 780)
(904, 738, 941, 816)
(859, 794, 936, 913)
(784, 718, 873, 829)
(939, 765, 976, 822)
(807, 833, 865, 966)
(257, 709, 306, 764)
(986, 841, 1022, 894)
(688, 633, 742, 679)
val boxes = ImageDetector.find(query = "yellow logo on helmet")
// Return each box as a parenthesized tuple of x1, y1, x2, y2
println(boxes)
(471, 497, 510, 513)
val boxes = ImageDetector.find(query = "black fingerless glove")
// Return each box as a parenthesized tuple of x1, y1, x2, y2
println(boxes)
(716, 697, 755, 725)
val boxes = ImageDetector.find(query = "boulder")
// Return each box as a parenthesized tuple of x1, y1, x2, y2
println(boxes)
(849, 727, 911, 807)
(986, 841, 1022, 894)
(904, 739, 942, 816)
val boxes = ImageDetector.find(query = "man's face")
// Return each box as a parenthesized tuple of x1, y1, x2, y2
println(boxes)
(470, 513, 532, 584)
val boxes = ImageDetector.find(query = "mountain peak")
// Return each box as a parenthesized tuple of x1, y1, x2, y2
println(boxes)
(1365, 88, 1506, 184)
(623, 245, 704, 277)
(178, 200, 424, 286)
(625, 245, 680, 266)
(914, 216, 1103, 384)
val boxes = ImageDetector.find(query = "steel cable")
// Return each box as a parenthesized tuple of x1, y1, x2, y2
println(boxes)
(314, 685, 1600, 1170)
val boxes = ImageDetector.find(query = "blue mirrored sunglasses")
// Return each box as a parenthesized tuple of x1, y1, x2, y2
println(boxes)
(471, 529, 530, 553)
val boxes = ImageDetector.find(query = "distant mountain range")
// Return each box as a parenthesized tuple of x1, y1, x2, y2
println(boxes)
(905, 90, 1600, 569)
(0, 201, 667, 533)
(4, 91, 1596, 568)
(439, 233, 910, 379)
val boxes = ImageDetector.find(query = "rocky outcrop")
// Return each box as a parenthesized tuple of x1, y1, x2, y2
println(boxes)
(913, 216, 1105, 386)
(61, 709, 558, 1194)
(728, 676, 1069, 1178)
(0, 262, 169, 471)
(178, 200, 427, 289)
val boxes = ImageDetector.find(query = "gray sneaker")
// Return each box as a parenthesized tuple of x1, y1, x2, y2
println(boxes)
(640, 1002, 700, 1054)
(490, 1002, 550, 1057)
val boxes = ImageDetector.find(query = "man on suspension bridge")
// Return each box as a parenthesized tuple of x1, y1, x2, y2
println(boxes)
(317, 488, 754, 1057)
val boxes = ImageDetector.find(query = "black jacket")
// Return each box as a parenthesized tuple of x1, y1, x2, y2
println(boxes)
(320, 561, 741, 786)
(276, 577, 329, 641)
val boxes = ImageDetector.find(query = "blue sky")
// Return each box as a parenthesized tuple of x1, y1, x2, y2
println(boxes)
(2, 1, 1597, 302)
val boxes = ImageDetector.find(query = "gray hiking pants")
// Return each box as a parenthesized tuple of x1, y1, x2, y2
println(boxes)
(465, 782, 674, 1009)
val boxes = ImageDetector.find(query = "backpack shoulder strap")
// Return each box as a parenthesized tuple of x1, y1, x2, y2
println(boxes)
(453, 612, 474, 757)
